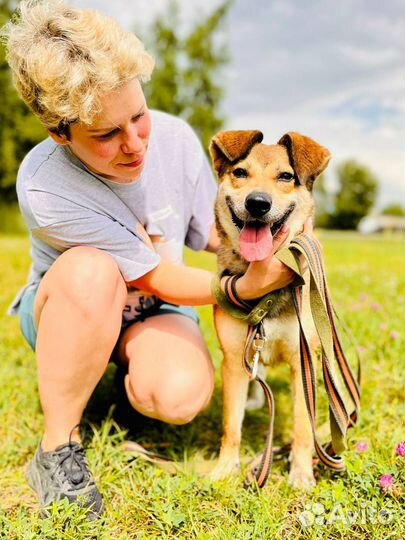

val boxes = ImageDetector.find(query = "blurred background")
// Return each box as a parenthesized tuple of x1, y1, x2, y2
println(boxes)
(1, 0, 404, 234)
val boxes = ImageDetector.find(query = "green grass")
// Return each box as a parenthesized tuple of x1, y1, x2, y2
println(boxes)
(0, 203, 28, 236)
(0, 231, 404, 539)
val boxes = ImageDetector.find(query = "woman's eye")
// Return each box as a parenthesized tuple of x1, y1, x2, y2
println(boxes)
(133, 112, 145, 122)
(97, 129, 119, 141)
(233, 168, 248, 179)
(279, 172, 294, 182)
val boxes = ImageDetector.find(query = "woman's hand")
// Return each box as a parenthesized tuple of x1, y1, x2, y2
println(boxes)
(236, 219, 314, 300)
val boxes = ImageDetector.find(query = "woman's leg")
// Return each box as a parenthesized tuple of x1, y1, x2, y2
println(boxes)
(116, 314, 215, 424)
(34, 246, 127, 451)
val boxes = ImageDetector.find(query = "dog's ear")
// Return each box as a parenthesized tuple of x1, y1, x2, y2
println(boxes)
(209, 130, 263, 176)
(278, 132, 331, 190)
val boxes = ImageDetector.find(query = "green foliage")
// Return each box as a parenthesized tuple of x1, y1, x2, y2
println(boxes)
(0, 202, 26, 233)
(143, 0, 231, 152)
(0, 0, 46, 202)
(1, 231, 405, 538)
(380, 203, 405, 217)
(330, 160, 378, 230)
(314, 173, 333, 228)
(312, 161, 380, 231)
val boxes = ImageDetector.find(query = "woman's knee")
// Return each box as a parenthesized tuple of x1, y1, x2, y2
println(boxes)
(40, 247, 126, 307)
(37, 246, 127, 322)
(125, 366, 214, 424)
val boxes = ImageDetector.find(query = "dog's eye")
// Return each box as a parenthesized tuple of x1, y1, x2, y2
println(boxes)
(233, 168, 248, 179)
(279, 172, 295, 182)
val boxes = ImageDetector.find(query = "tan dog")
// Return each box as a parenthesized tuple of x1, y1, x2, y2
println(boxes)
(209, 130, 331, 488)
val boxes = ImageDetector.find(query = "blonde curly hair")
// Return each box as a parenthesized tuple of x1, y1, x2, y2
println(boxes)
(2, 0, 154, 134)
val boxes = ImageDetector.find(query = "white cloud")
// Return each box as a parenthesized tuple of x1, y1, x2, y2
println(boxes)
(72, 0, 223, 32)
(223, 0, 405, 208)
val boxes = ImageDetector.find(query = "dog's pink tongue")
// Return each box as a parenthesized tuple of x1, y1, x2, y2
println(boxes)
(239, 223, 273, 262)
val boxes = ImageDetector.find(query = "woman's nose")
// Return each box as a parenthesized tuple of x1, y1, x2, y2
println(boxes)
(121, 127, 144, 154)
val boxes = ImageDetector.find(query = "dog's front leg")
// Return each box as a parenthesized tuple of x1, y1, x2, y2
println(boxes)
(210, 352, 250, 480)
(289, 356, 316, 489)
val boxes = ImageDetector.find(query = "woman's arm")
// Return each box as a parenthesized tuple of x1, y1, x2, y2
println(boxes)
(128, 262, 215, 305)
(128, 226, 297, 305)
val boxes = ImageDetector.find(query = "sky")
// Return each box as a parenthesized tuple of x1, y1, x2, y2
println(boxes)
(72, 0, 405, 210)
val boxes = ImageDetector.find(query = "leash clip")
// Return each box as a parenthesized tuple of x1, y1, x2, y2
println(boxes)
(251, 333, 266, 378)
(253, 335, 266, 352)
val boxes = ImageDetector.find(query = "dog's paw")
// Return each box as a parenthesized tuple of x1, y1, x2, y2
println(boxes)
(209, 460, 240, 481)
(288, 467, 316, 490)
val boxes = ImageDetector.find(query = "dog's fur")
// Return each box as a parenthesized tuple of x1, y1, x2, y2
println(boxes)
(209, 131, 331, 488)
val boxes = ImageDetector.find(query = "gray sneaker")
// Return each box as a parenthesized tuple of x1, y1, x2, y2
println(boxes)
(27, 441, 104, 519)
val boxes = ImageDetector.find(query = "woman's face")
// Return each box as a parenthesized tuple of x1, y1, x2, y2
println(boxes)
(55, 78, 152, 183)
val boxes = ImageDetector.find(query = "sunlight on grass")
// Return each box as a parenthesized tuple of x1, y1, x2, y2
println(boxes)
(1, 231, 404, 539)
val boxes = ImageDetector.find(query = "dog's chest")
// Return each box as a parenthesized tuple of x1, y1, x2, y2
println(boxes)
(259, 311, 299, 365)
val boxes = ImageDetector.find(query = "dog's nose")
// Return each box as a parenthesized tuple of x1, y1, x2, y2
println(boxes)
(245, 192, 272, 218)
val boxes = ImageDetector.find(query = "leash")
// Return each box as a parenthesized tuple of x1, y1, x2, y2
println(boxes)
(216, 233, 361, 487)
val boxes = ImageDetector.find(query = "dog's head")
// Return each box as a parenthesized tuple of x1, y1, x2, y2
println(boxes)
(210, 130, 330, 262)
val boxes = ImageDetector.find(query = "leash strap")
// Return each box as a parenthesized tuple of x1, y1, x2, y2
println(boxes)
(288, 235, 361, 449)
(292, 287, 346, 470)
(121, 441, 180, 473)
(242, 323, 275, 487)
(239, 233, 360, 487)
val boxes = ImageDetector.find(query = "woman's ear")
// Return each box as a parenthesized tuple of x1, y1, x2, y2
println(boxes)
(48, 129, 70, 145)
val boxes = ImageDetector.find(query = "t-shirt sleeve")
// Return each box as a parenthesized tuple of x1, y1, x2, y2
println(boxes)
(27, 190, 160, 282)
(182, 126, 218, 251)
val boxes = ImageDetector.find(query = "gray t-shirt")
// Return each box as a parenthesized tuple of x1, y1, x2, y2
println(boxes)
(10, 110, 217, 320)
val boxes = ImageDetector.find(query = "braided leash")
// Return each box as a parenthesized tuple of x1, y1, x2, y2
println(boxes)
(215, 233, 361, 487)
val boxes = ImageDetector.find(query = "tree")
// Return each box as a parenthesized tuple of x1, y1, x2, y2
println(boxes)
(314, 173, 333, 228)
(330, 160, 378, 230)
(0, 0, 46, 202)
(143, 0, 231, 152)
(381, 204, 405, 217)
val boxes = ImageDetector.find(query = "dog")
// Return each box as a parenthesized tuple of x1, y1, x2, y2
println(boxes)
(209, 130, 331, 488)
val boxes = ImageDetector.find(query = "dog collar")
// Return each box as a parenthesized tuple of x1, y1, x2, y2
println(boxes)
(211, 245, 305, 326)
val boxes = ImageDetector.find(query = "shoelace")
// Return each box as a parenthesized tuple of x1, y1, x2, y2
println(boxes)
(50, 424, 91, 489)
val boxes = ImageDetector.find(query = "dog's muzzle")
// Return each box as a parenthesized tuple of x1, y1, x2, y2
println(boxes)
(226, 192, 296, 262)
(245, 192, 272, 219)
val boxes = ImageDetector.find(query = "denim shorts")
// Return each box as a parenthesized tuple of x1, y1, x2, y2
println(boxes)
(19, 283, 199, 352)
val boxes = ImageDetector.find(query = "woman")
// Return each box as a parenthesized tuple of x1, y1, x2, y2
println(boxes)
(3, 0, 297, 518)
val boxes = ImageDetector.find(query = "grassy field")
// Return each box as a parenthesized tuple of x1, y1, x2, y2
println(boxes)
(0, 231, 404, 539)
